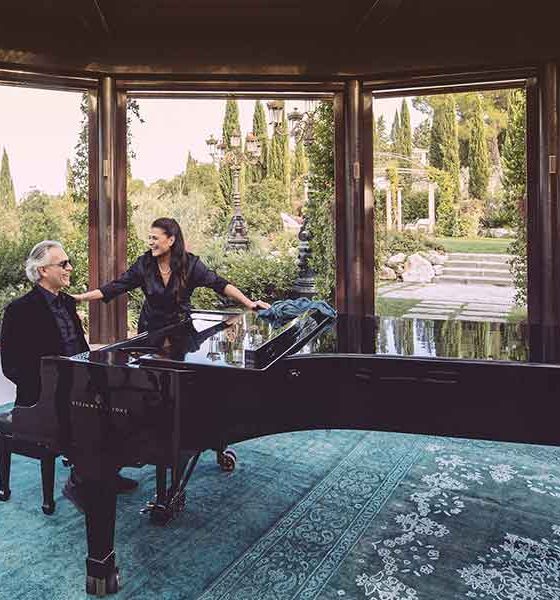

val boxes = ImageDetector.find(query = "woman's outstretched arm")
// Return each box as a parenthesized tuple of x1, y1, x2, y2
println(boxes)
(73, 289, 103, 302)
(223, 284, 270, 310)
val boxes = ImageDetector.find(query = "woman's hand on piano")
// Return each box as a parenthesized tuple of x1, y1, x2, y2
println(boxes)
(251, 300, 271, 310)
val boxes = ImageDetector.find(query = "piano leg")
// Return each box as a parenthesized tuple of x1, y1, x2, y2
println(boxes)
(0, 438, 11, 501)
(84, 478, 119, 596)
(156, 464, 167, 504)
(40, 456, 56, 515)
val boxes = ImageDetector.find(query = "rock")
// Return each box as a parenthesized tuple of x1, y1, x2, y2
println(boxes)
(402, 253, 435, 283)
(387, 253, 406, 267)
(433, 264, 444, 276)
(487, 227, 514, 238)
(380, 266, 397, 280)
(426, 250, 447, 265)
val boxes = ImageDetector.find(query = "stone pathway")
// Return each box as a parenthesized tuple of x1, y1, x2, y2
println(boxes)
(378, 281, 520, 322)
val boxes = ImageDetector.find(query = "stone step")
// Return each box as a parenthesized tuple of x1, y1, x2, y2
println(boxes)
(447, 252, 510, 263)
(443, 267, 513, 278)
(434, 275, 513, 286)
(444, 260, 510, 270)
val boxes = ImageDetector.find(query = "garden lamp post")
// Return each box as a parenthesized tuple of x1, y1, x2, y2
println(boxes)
(206, 130, 261, 251)
(267, 99, 319, 297)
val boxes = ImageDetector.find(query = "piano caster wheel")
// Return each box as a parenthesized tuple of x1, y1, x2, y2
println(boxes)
(86, 569, 119, 596)
(42, 501, 56, 515)
(0, 489, 11, 502)
(218, 449, 237, 472)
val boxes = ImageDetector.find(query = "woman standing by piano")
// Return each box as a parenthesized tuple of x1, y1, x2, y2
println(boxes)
(73, 217, 270, 332)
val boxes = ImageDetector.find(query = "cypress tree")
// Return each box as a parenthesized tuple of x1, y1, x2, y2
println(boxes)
(468, 94, 490, 199)
(292, 139, 307, 180)
(400, 99, 413, 192)
(400, 99, 412, 159)
(413, 118, 431, 149)
(430, 95, 460, 198)
(65, 158, 76, 200)
(390, 110, 401, 155)
(502, 90, 526, 219)
(502, 89, 527, 305)
(0, 148, 16, 209)
(219, 98, 241, 204)
(269, 102, 290, 188)
(374, 115, 389, 153)
(246, 100, 268, 184)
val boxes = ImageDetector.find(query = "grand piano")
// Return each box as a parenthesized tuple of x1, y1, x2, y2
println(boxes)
(5, 307, 560, 596)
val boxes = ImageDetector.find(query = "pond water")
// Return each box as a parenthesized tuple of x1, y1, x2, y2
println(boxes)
(377, 317, 528, 361)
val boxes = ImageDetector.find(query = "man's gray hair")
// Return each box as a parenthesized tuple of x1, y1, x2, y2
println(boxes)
(25, 240, 63, 283)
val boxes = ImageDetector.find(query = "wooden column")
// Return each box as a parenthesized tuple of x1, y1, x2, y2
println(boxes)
(88, 77, 128, 344)
(334, 80, 375, 352)
(528, 63, 560, 362)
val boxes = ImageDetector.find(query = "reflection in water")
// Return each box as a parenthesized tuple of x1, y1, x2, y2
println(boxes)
(377, 317, 528, 361)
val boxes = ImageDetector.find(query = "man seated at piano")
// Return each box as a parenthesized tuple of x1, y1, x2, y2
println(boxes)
(0, 240, 139, 510)
(72, 217, 270, 332)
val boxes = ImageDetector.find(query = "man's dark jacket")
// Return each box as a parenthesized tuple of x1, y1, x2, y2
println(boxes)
(1, 287, 89, 407)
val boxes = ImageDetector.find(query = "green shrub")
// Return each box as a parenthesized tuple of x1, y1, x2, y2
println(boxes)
(402, 190, 429, 224)
(191, 244, 298, 310)
(381, 231, 444, 257)
(0, 283, 30, 327)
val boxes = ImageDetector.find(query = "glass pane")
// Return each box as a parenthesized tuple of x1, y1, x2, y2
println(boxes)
(125, 97, 334, 336)
(373, 89, 528, 360)
(0, 85, 87, 403)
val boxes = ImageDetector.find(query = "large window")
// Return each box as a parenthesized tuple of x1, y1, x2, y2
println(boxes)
(372, 85, 528, 361)
(124, 94, 335, 334)
(0, 84, 88, 326)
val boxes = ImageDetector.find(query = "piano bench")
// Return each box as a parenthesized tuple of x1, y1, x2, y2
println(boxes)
(0, 410, 58, 515)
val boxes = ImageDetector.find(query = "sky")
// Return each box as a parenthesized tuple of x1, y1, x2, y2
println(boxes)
(0, 84, 422, 200)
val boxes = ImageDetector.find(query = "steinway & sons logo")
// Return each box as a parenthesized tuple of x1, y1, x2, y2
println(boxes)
(71, 393, 129, 416)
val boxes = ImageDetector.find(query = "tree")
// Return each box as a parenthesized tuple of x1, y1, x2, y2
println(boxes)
(400, 99, 412, 159)
(268, 103, 290, 189)
(184, 154, 228, 233)
(413, 118, 431, 149)
(219, 98, 242, 205)
(306, 101, 335, 301)
(65, 158, 76, 200)
(244, 178, 289, 235)
(468, 94, 490, 199)
(373, 115, 389, 154)
(415, 91, 509, 168)
(246, 100, 268, 184)
(390, 110, 401, 155)
(0, 148, 16, 209)
(429, 94, 460, 199)
(502, 89, 527, 305)
(399, 99, 413, 192)
(291, 138, 308, 214)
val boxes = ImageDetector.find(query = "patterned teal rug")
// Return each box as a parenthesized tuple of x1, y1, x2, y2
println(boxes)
(2, 428, 560, 599)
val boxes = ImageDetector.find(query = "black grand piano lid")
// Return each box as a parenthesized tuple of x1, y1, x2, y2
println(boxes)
(132, 308, 334, 371)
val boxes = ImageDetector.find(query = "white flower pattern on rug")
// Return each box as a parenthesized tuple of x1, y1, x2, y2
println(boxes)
(355, 442, 560, 599)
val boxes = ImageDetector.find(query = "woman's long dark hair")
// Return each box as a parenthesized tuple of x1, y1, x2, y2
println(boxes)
(151, 217, 189, 302)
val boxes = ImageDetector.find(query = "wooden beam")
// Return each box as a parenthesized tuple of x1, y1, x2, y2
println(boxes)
(335, 80, 375, 353)
(88, 76, 126, 343)
(536, 63, 560, 362)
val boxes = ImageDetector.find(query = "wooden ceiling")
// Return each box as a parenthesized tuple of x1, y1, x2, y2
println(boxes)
(0, 0, 556, 76)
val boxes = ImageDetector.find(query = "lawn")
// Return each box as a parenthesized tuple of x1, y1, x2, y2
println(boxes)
(435, 237, 512, 254)
(375, 297, 419, 317)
